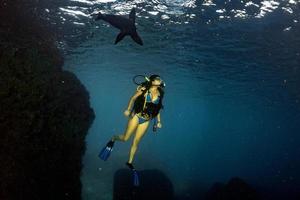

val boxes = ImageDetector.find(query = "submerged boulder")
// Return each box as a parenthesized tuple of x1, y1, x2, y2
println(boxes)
(205, 177, 260, 200)
(113, 169, 174, 200)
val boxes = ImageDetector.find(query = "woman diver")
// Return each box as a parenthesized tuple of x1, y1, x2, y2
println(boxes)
(99, 74, 165, 173)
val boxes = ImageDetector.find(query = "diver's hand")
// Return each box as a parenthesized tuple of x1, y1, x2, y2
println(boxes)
(124, 109, 130, 117)
(157, 122, 162, 128)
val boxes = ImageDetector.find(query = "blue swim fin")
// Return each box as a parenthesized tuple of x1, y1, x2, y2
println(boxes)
(126, 162, 140, 186)
(133, 170, 140, 186)
(98, 140, 114, 161)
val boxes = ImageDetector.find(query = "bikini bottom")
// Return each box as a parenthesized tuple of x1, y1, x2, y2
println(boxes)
(135, 113, 151, 124)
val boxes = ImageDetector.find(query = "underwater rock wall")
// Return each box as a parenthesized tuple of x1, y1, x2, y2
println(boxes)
(205, 177, 260, 200)
(0, 1, 95, 199)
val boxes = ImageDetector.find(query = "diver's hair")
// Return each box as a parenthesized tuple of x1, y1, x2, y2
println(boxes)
(139, 74, 162, 89)
(149, 74, 160, 81)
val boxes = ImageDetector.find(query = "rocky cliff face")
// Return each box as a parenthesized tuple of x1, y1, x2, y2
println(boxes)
(0, 1, 95, 199)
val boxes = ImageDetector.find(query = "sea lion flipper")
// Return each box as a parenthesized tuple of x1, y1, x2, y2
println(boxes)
(115, 32, 127, 45)
(129, 8, 136, 23)
(130, 32, 143, 46)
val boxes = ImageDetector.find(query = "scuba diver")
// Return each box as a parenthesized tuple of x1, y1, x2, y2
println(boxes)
(99, 74, 165, 186)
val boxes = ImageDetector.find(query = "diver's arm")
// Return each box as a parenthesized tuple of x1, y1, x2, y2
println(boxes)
(126, 86, 146, 111)
(157, 112, 161, 123)
(156, 112, 162, 128)
(126, 97, 135, 111)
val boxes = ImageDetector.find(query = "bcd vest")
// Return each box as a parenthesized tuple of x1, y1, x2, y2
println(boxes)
(132, 89, 162, 119)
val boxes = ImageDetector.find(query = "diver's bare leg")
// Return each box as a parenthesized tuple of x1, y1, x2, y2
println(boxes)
(128, 120, 150, 163)
(112, 115, 139, 142)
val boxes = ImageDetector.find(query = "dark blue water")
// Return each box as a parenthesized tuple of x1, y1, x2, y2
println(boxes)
(57, 0, 300, 199)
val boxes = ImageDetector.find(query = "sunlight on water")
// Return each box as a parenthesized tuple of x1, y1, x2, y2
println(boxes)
(53, 0, 300, 26)
(39, 0, 300, 53)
